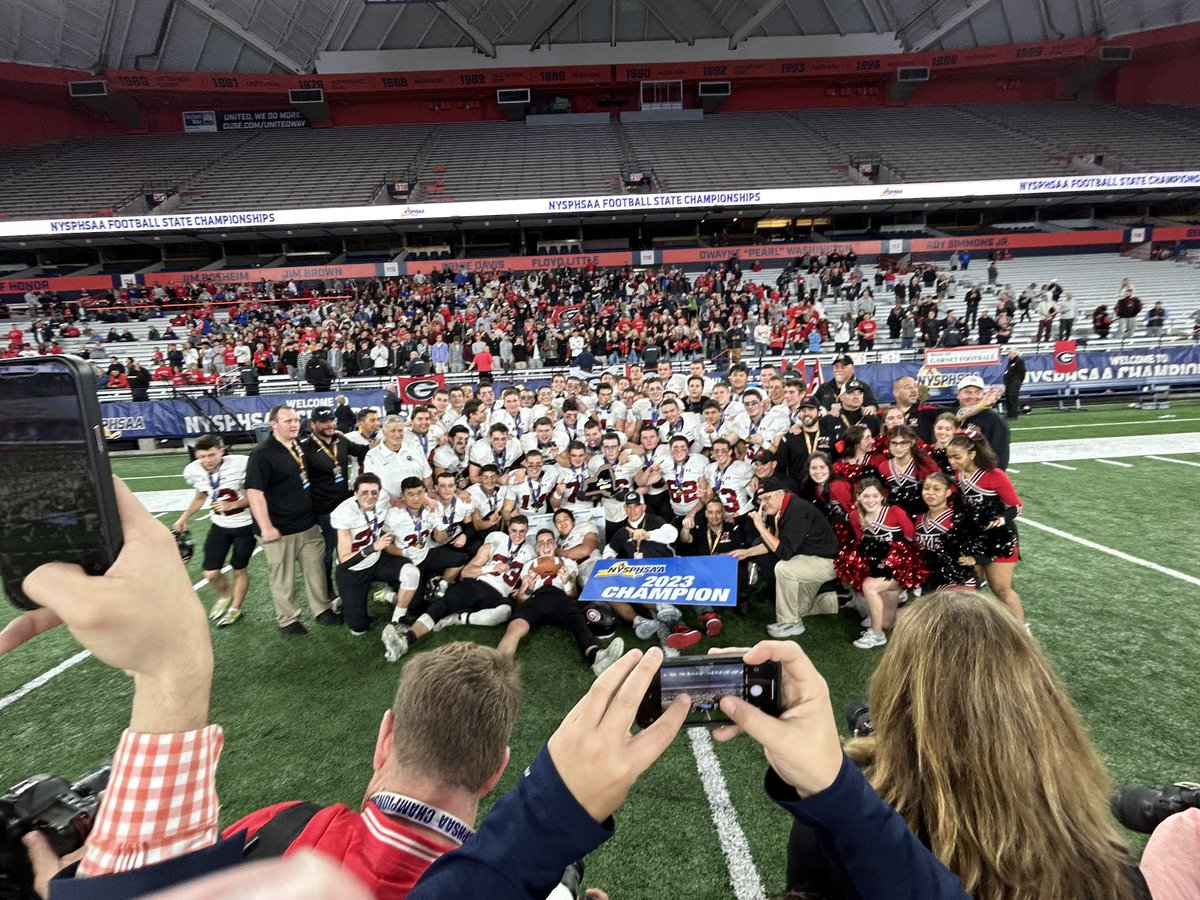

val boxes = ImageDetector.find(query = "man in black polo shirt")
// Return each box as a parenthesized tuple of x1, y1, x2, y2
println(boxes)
(732, 478, 838, 639)
(246, 404, 341, 635)
(302, 406, 370, 599)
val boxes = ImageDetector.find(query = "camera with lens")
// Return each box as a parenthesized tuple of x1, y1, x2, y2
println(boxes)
(0, 765, 110, 900)
(845, 700, 875, 737)
(1110, 781, 1200, 834)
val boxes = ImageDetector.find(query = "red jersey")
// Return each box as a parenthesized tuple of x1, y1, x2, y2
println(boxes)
(955, 467, 1021, 515)
(225, 800, 454, 898)
(849, 504, 914, 543)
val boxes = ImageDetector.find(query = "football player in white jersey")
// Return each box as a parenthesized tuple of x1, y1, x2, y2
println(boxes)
(173, 434, 254, 626)
(656, 398, 700, 447)
(489, 387, 534, 440)
(384, 476, 469, 593)
(431, 425, 472, 489)
(653, 435, 710, 524)
(468, 423, 523, 482)
(467, 464, 506, 541)
(381, 516, 535, 662)
(521, 417, 565, 458)
(503, 448, 559, 517)
(494, 528, 625, 676)
(330, 472, 415, 637)
(552, 399, 588, 447)
(697, 438, 755, 530)
(401, 406, 440, 465)
(742, 390, 787, 456)
(550, 442, 595, 516)
(631, 423, 672, 519)
(591, 383, 628, 434)
(630, 377, 666, 429)
(695, 400, 749, 456)
(342, 407, 381, 480)
(430, 470, 472, 551)
(590, 431, 642, 533)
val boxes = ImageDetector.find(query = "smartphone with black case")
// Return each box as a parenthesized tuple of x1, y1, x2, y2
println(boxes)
(636, 653, 781, 728)
(0, 356, 123, 610)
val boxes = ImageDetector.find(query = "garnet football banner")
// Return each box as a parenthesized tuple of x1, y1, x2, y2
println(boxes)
(395, 374, 445, 404)
(1054, 340, 1078, 373)
(580, 556, 738, 607)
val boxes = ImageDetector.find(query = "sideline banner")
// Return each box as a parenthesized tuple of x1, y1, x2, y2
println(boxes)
(580, 556, 738, 607)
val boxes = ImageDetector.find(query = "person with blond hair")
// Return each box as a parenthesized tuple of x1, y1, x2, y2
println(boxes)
(785, 589, 1150, 900)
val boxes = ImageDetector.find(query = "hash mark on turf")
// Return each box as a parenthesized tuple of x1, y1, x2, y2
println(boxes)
(1147, 455, 1200, 468)
(1040, 461, 1077, 470)
(1095, 459, 1134, 468)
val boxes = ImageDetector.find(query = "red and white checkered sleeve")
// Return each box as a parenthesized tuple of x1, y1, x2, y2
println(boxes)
(77, 725, 224, 877)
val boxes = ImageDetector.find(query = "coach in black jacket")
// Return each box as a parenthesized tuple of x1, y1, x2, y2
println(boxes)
(606, 492, 679, 558)
(734, 478, 838, 639)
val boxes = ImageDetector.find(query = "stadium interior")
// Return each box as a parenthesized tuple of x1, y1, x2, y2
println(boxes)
(1, 0, 1199, 898)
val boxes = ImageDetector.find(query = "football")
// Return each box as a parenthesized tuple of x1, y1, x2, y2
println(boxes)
(531, 556, 564, 579)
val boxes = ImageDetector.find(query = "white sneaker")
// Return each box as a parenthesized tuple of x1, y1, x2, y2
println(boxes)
(431, 612, 468, 632)
(381, 624, 410, 662)
(330, 595, 343, 614)
(748, 562, 759, 585)
(633, 615, 661, 640)
(591, 637, 625, 676)
(655, 604, 682, 626)
(766, 620, 806, 639)
(467, 605, 512, 627)
(209, 596, 233, 621)
(852, 630, 887, 649)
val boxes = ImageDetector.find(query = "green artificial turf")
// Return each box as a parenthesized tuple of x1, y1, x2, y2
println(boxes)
(1, 428, 1197, 897)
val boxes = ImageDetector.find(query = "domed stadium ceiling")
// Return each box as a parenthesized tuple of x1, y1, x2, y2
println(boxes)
(2, 0, 1198, 75)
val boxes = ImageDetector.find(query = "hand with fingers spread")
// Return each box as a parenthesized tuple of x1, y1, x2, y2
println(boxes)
(711, 640, 843, 798)
(548, 646, 690, 822)
(0, 477, 212, 734)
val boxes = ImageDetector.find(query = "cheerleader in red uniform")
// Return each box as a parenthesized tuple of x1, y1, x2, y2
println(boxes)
(799, 452, 854, 525)
(914, 472, 978, 591)
(929, 412, 959, 475)
(846, 477, 915, 650)
(832, 424, 883, 488)
(877, 425, 940, 519)
(947, 429, 1023, 622)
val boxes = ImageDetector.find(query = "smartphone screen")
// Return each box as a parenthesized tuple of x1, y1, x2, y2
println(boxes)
(0, 357, 123, 610)
(637, 654, 781, 728)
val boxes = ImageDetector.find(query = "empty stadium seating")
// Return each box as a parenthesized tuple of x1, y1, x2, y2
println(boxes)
(1, 103, 1198, 220)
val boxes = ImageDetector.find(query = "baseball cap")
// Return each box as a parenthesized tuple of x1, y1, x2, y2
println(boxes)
(622, 491, 645, 505)
(798, 396, 820, 409)
(755, 477, 786, 496)
(752, 449, 777, 464)
(841, 380, 866, 394)
(957, 375, 986, 391)
(310, 407, 336, 422)
(832, 354, 854, 366)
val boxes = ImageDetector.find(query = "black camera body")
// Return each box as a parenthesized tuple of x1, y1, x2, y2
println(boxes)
(1111, 782, 1200, 834)
(0, 765, 110, 900)
(845, 700, 875, 737)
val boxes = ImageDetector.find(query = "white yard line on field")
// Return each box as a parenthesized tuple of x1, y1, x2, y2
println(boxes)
(0, 552, 258, 714)
(1040, 461, 1077, 470)
(1021, 519, 1200, 588)
(1094, 459, 1134, 468)
(688, 728, 766, 900)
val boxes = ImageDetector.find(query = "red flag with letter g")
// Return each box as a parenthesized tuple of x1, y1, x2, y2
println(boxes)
(1053, 341, 1078, 374)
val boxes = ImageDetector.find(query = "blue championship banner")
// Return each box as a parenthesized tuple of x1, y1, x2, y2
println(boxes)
(581, 556, 738, 607)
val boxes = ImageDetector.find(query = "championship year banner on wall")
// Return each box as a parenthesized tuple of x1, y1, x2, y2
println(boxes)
(580, 556, 738, 607)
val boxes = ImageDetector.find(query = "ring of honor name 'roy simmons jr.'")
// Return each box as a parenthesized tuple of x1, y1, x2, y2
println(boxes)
(579, 556, 738, 607)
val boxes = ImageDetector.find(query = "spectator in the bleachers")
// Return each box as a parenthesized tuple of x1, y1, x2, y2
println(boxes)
(1093, 304, 1114, 339)
(900, 311, 916, 350)
(958, 249, 971, 270)
(1145, 301, 1168, 339)
(921, 310, 942, 348)
(963, 283, 982, 328)
(855, 312, 877, 352)
(1035, 292, 1057, 343)
(833, 315, 852, 355)
(1002, 349, 1025, 421)
(994, 310, 1013, 345)
(987, 259, 998, 286)
(1116, 288, 1142, 340)
(976, 308, 997, 345)
(1056, 292, 1077, 340)
(128, 361, 151, 401)
(886, 302, 904, 341)
(937, 314, 966, 348)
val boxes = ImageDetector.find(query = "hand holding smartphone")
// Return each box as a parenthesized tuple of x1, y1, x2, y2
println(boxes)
(0, 357, 123, 610)
(636, 653, 781, 729)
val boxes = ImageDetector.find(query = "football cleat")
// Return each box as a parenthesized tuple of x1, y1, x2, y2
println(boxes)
(174, 529, 195, 562)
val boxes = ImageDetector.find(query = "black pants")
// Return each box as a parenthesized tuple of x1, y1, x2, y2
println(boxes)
(415, 544, 471, 598)
(1004, 382, 1021, 419)
(335, 554, 408, 633)
(513, 588, 596, 660)
(405, 578, 505, 625)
